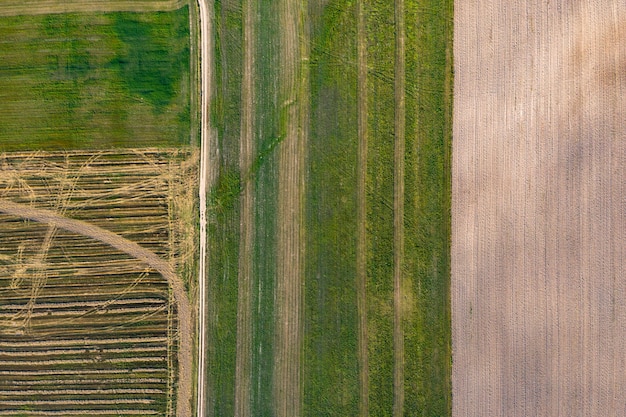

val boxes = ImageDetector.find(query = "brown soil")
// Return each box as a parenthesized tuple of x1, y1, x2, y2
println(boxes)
(453, 1, 626, 415)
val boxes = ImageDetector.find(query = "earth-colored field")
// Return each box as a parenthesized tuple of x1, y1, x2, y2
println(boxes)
(0, 149, 197, 416)
(453, 0, 625, 415)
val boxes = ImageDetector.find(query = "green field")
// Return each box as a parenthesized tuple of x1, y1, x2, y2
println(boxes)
(205, 0, 452, 416)
(0, 6, 192, 150)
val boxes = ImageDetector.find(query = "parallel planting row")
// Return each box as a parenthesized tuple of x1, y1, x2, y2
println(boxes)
(202, 0, 452, 415)
(0, 149, 197, 416)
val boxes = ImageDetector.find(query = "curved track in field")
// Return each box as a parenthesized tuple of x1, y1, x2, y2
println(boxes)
(0, 199, 192, 417)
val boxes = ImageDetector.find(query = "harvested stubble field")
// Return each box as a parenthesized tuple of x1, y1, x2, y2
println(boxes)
(0, 149, 198, 417)
(453, 0, 625, 415)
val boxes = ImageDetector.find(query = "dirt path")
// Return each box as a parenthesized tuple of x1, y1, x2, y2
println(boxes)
(196, 0, 218, 414)
(234, 0, 256, 416)
(0, 198, 192, 417)
(273, 0, 308, 415)
(356, 0, 369, 415)
(453, 1, 626, 415)
(392, 0, 406, 415)
(0, 0, 185, 16)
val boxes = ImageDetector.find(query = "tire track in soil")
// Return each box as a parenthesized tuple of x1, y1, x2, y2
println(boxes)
(196, 0, 219, 413)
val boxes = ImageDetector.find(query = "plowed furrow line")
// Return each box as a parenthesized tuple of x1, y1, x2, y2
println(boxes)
(0, 398, 154, 406)
(0, 378, 164, 386)
(0, 336, 166, 348)
(0, 388, 165, 396)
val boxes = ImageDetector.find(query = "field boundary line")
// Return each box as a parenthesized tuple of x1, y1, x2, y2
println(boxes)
(356, 0, 370, 416)
(0, 198, 192, 417)
(393, 0, 406, 415)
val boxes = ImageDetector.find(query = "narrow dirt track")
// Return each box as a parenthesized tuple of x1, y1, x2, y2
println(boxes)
(234, 0, 256, 415)
(0, 0, 185, 16)
(356, 0, 369, 415)
(273, 0, 308, 415)
(196, 0, 218, 414)
(0, 199, 192, 417)
(453, 0, 626, 415)
(392, 0, 406, 415)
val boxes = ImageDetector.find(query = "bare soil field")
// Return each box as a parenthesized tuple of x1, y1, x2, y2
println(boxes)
(453, 0, 626, 415)
(0, 149, 197, 417)
(0, 0, 186, 16)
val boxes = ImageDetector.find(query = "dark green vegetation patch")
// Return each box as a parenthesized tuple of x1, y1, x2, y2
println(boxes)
(0, 6, 191, 150)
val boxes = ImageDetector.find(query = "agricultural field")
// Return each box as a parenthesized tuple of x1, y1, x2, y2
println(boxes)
(0, 149, 198, 416)
(0, 5, 193, 151)
(201, 0, 452, 416)
(453, 0, 625, 415)
(0, 1, 187, 17)
(0, 3, 199, 417)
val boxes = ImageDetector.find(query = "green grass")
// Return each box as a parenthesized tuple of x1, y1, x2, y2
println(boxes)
(304, 3, 360, 415)
(305, 0, 452, 415)
(204, 1, 243, 415)
(0, 6, 191, 150)
(204, 0, 452, 415)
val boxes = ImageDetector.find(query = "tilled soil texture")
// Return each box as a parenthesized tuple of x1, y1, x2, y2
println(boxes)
(453, 1, 626, 415)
